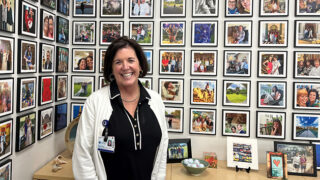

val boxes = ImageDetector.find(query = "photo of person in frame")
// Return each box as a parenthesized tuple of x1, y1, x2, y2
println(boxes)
(58, 0, 69, 15)
(0, 37, 13, 73)
(73, 50, 94, 71)
(130, 23, 152, 44)
(257, 112, 284, 137)
(260, 53, 285, 76)
(18, 113, 35, 150)
(0, 0, 14, 32)
(261, 22, 286, 45)
(297, 22, 320, 46)
(194, 0, 216, 15)
(262, 0, 287, 14)
(227, 0, 251, 15)
(161, 22, 184, 45)
(102, 0, 122, 16)
(57, 17, 68, 44)
(191, 110, 215, 133)
(74, 22, 95, 43)
(57, 77, 67, 99)
(259, 84, 285, 106)
(0, 80, 12, 115)
(57, 47, 68, 73)
(101, 23, 122, 44)
(22, 3, 36, 34)
(226, 52, 250, 75)
(296, 84, 320, 108)
(162, 0, 184, 15)
(21, 79, 35, 109)
(161, 81, 182, 102)
(42, 11, 54, 40)
(75, 0, 94, 15)
(224, 112, 248, 135)
(21, 42, 36, 71)
(296, 53, 320, 78)
(160, 51, 183, 73)
(131, 0, 151, 17)
(298, 0, 320, 14)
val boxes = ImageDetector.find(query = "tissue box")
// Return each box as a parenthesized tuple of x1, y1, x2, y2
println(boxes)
(203, 152, 217, 168)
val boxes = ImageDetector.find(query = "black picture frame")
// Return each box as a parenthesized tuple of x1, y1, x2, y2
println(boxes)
(167, 138, 191, 163)
(39, 43, 55, 73)
(223, 50, 251, 77)
(72, 21, 96, 45)
(55, 75, 68, 102)
(38, 107, 54, 140)
(160, 21, 186, 47)
(311, 141, 320, 170)
(0, 159, 12, 180)
(259, 0, 289, 17)
(56, 46, 69, 73)
(18, 39, 37, 74)
(159, 49, 185, 75)
(158, 78, 184, 104)
(189, 108, 216, 135)
(17, 77, 37, 113)
(41, 0, 56, 9)
(71, 102, 84, 122)
(143, 49, 153, 75)
(0, 78, 14, 118)
(224, 20, 252, 47)
(16, 111, 36, 152)
(139, 77, 152, 90)
(256, 111, 286, 140)
(257, 81, 287, 109)
(0, 0, 15, 33)
(294, 20, 320, 48)
(191, 20, 218, 47)
(40, 9, 55, 41)
(222, 109, 250, 137)
(161, 0, 186, 18)
(293, 82, 320, 110)
(258, 20, 288, 48)
(274, 141, 317, 177)
(71, 75, 95, 100)
(0, 35, 14, 74)
(73, 0, 96, 17)
(222, 80, 251, 107)
(54, 103, 68, 131)
(165, 106, 184, 133)
(294, 51, 320, 79)
(98, 76, 109, 89)
(0, 119, 13, 161)
(258, 51, 287, 78)
(57, 0, 70, 16)
(99, 48, 106, 73)
(100, 21, 123, 46)
(129, 21, 154, 46)
(292, 113, 320, 141)
(190, 79, 217, 106)
(38, 75, 54, 106)
(129, 0, 154, 18)
(190, 50, 217, 76)
(295, 0, 320, 17)
(225, 0, 253, 17)
(192, 0, 219, 17)
(100, 0, 124, 18)
(56, 16, 69, 44)
(19, 0, 38, 38)
(72, 48, 96, 73)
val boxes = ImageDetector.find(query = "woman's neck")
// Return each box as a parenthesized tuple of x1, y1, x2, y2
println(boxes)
(118, 82, 140, 100)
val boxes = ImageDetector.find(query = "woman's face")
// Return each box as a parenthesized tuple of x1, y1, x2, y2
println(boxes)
(112, 47, 140, 89)
(273, 121, 279, 128)
(241, 0, 250, 9)
(298, 94, 308, 105)
(43, 19, 48, 35)
(86, 57, 93, 69)
(79, 59, 86, 70)
(309, 91, 317, 102)
(231, 127, 236, 133)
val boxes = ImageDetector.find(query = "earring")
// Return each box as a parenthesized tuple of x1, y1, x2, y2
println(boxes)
(109, 74, 114, 81)
(139, 70, 143, 77)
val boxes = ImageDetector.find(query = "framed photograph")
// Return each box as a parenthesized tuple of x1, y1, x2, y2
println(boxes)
(0, 78, 13, 118)
(256, 111, 286, 139)
(40, 9, 55, 41)
(295, 20, 320, 48)
(71, 102, 84, 122)
(56, 75, 68, 101)
(144, 49, 153, 74)
(227, 137, 258, 169)
(165, 106, 183, 133)
(191, 50, 217, 76)
(224, 50, 251, 77)
(38, 76, 54, 106)
(72, 48, 95, 73)
(99, 49, 106, 73)
(129, 21, 153, 46)
(296, 0, 320, 16)
(293, 82, 320, 109)
(139, 77, 152, 90)
(258, 51, 287, 78)
(100, 0, 124, 17)
(167, 138, 191, 163)
(190, 108, 216, 135)
(19, 1, 37, 37)
(191, 21, 218, 47)
(16, 112, 36, 152)
(17, 77, 36, 112)
(56, 46, 69, 73)
(55, 103, 67, 131)
(192, 0, 218, 17)
(190, 79, 216, 105)
(98, 76, 109, 89)
(41, 0, 56, 9)
(311, 142, 320, 170)
(294, 51, 320, 79)
(292, 113, 320, 141)
(159, 78, 184, 104)
(259, 20, 288, 47)
(225, 0, 253, 17)
(100, 21, 123, 46)
(161, 0, 186, 17)
(274, 141, 317, 177)
(0, 159, 12, 180)
(0, 119, 13, 161)
(71, 76, 95, 100)
(73, 21, 96, 45)
(56, 16, 69, 44)
(260, 0, 289, 16)
(39, 43, 54, 73)
(222, 110, 250, 137)
(257, 81, 286, 108)
(0, 0, 15, 33)
(0, 36, 14, 74)
(159, 50, 184, 75)
(73, 0, 96, 17)
(224, 21, 252, 47)
(38, 107, 53, 140)
(129, 0, 153, 18)
(160, 21, 185, 47)
(267, 152, 288, 179)
(223, 80, 251, 107)
(18, 39, 37, 73)
(57, 0, 70, 16)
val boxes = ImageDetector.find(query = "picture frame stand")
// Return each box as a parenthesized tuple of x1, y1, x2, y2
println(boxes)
(235, 166, 251, 173)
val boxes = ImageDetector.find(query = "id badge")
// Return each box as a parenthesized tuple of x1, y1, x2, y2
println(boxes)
(98, 136, 115, 153)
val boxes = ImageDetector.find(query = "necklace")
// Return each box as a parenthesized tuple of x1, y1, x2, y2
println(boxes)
(122, 94, 140, 103)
